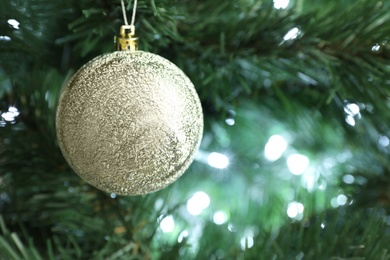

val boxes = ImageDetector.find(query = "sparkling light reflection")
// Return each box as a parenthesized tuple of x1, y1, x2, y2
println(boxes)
(287, 154, 309, 175)
(264, 135, 288, 161)
(207, 152, 229, 169)
(273, 0, 290, 9)
(160, 215, 175, 233)
(187, 191, 210, 216)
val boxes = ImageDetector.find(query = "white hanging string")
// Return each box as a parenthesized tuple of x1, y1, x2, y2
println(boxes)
(130, 0, 138, 27)
(120, 0, 129, 25)
(121, 0, 138, 27)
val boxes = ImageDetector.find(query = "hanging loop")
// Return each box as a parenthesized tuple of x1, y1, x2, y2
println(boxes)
(115, 0, 139, 51)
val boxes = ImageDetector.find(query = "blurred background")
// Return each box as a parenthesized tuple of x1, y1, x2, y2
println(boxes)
(1, 0, 390, 259)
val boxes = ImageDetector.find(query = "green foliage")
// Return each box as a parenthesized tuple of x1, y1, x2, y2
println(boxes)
(1, 0, 390, 259)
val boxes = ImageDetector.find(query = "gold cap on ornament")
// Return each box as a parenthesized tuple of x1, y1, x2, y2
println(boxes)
(114, 25, 138, 51)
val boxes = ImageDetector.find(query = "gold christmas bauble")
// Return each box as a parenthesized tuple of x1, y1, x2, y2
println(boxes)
(56, 50, 203, 195)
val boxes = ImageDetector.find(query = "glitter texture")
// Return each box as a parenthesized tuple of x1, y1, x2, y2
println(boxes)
(56, 51, 203, 195)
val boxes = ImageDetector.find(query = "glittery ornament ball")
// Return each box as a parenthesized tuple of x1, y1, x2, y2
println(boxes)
(56, 50, 203, 195)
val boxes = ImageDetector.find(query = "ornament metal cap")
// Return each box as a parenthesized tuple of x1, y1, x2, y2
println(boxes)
(114, 25, 138, 51)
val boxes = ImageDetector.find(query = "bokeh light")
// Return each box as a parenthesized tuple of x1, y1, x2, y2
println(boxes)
(287, 154, 309, 175)
(264, 135, 288, 161)
(273, 0, 290, 9)
(343, 174, 355, 184)
(345, 115, 356, 126)
(337, 194, 348, 206)
(178, 230, 189, 243)
(344, 103, 360, 126)
(207, 152, 229, 169)
(187, 191, 210, 216)
(213, 211, 228, 225)
(371, 44, 381, 52)
(283, 27, 300, 41)
(225, 118, 235, 126)
(160, 215, 175, 233)
(344, 103, 360, 116)
(379, 136, 389, 147)
(7, 19, 20, 29)
(0, 36, 11, 41)
(1, 106, 20, 122)
(240, 236, 254, 250)
(287, 201, 304, 219)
